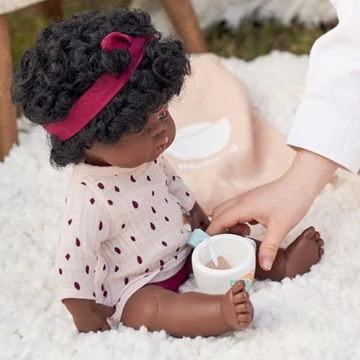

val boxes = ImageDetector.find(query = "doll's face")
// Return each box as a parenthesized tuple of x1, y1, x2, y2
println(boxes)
(84, 104, 176, 168)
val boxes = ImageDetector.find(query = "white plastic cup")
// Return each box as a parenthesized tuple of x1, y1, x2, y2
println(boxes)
(192, 234, 256, 294)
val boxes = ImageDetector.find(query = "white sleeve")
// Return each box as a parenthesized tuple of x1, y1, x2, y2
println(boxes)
(287, 0, 360, 173)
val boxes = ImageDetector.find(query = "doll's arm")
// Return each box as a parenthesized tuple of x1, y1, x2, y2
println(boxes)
(63, 298, 115, 332)
(56, 181, 112, 331)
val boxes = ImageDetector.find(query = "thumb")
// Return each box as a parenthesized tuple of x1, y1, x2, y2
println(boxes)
(258, 224, 287, 271)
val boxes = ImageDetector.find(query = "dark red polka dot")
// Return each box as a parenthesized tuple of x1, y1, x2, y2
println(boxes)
(152, 191, 155, 196)
(121, 223, 126, 229)
(98, 183, 105, 189)
(74, 282, 80, 290)
(68, 219, 72, 225)
(160, 260, 164, 266)
(115, 266, 119, 272)
(172, 176, 176, 181)
(176, 247, 180, 252)
(165, 198, 168, 203)
(114, 247, 121, 254)
(151, 207, 156, 214)
(174, 255, 178, 260)
(160, 266, 164, 271)
(150, 222, 156, 231)
(75, 238, 81, 247)
(99, 221, 103, 231)
(59, 268, 63, 275)
(124, 277, 129, 285)
(162, 241, 168, 247)
(85, 265, 89, 274)
(132, 201, 139, 209)
(101, 284, 104, 292)
(108, 200, 113, 205)
(103, 264, 106, 271)
(147, 175, 151, 181)
(81, 182, 86, 186)
(130, 236, 136, 242)
(137, 256, 143, 264)
(103, 291, 108, 298)
(90, 198, 95, 204)
(164, 216, 169, 222)
(145, 268, 149, 273)
(186, 192, 190, 197)
(93, 292, 96, 298)
(130, 175, 136, 183)
(154, 159, 157, 164)
(65, 253, 70, 261)
(114, 186, 120, 192)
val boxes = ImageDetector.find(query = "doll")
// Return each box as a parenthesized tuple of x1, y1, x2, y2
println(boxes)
(12, 6, 324, 338)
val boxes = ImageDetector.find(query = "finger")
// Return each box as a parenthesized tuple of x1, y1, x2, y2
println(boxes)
(258, 224, 287, 271)
(228, 223, 251, 236)
(212, 197, 239, 218)
(101, 322, 111, 331)
(207, 204, 254, 236)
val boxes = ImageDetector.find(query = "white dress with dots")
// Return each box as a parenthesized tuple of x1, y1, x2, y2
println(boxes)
(55, 155, 195, 325)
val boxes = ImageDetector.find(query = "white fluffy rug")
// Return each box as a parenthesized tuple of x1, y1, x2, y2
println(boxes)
(2, 52, 360, 360)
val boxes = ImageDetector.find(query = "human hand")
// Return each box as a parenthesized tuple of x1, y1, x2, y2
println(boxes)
(207, 150, 337, 271)
(188, 201, 211, 231)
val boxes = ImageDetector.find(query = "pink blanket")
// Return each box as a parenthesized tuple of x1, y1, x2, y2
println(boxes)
(165, 54, 295, 215)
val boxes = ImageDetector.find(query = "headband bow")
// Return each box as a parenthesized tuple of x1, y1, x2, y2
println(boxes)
(43, 32, 148, 141)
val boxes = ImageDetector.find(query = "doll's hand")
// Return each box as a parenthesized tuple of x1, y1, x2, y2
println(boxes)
(63, 298, 114, 333)
(73, 310, 111, 333)
(188, 202, 210, 231)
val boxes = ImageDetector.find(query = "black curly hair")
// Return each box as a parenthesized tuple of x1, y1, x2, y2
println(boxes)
(12, 6, 191, 168)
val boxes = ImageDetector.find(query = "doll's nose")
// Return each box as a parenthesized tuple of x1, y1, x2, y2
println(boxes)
(154, 123, 167, 137)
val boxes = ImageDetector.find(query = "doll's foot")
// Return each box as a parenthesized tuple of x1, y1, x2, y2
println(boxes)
(283, 226, 324, 278)
(221, 280, 254, 330)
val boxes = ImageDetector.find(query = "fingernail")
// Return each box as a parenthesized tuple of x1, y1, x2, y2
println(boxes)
(262, 258, 273, 270)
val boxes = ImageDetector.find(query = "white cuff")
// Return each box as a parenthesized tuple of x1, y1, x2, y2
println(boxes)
(287, 103, 360, 174)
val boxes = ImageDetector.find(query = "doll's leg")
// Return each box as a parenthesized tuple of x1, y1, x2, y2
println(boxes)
(122, 280, 253, 338)
(254, 226, 324, 281)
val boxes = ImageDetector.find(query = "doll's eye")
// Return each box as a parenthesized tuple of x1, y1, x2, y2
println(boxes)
(133, 127, 143, 134)
(129, 124, 144, 134)
(158, 111, 168, 120)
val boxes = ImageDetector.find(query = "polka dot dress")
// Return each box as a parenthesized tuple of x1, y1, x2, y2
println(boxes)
(55, 156, 195, 323)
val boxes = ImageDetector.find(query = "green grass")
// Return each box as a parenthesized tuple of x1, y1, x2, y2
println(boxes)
(8, 0, 335, 66)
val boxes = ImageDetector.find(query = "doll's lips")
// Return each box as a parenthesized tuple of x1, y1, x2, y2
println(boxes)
(156, 136, 169, 153)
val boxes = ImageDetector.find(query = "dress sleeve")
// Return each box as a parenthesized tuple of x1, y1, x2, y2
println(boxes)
(160, 155, 196, 214)
(287, 0, 360, 173)
(55, 181, 111, 301)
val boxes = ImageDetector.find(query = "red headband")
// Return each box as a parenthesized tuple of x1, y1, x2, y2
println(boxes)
(43, 32, 149, 141)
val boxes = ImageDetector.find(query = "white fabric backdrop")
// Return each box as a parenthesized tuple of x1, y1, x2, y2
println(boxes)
(0, 0, 45, 15)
